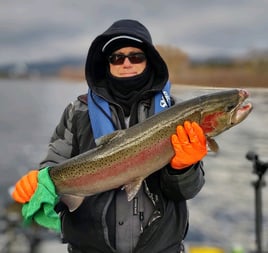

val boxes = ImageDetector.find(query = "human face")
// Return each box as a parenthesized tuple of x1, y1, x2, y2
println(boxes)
(108, 47, 147, 78)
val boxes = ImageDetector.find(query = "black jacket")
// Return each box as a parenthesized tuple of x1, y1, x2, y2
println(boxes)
(40, 19, 205, 253)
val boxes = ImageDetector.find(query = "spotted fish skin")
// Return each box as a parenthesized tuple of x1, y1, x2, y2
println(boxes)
(49, 89, 252, 209)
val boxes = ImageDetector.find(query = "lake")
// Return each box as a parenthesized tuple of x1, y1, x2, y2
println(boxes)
(0, 78, 267, 252)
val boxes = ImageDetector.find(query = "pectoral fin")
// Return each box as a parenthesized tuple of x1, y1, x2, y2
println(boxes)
(207, 137, 219, 152)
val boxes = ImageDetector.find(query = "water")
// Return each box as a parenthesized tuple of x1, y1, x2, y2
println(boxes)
(0, 78, 86, 252)
(0, 79, 267, 252)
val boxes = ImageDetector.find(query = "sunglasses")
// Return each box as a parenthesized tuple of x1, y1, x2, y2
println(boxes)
(108, 52, 146, 65)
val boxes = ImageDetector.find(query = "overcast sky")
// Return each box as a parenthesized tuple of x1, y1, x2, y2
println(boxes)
(1, 0, 268, 65)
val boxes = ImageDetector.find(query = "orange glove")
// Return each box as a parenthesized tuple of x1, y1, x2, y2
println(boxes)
(170, 121, 207, 169)
(12, 170, 39, 203)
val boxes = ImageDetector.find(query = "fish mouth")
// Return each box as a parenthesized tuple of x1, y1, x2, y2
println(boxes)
(231, 89, 253, 124)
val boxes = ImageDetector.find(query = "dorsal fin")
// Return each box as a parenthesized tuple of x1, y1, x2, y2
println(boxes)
(95, 130, 125, 146)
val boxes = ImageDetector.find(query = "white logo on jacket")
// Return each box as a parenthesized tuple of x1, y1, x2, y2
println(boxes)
(160, 91, 170, 108)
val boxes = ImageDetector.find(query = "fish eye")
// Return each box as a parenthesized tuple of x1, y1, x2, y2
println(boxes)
(225, 103, 236, 112)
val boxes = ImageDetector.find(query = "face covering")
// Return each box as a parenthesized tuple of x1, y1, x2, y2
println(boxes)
(107, 65, 152, 116)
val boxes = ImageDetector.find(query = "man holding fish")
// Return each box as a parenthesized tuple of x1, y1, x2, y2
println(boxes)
(12, 19, 209, 253)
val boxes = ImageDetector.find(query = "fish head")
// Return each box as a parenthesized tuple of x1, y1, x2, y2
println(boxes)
(199, 89, 253, 137)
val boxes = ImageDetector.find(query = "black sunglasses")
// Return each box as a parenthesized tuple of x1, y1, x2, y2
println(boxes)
(108, 52, 146, 65)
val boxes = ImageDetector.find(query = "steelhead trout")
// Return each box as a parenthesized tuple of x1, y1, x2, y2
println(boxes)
(49, 89, 252, 211)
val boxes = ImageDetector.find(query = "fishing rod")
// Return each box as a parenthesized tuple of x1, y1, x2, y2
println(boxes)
(246, 151, 268, 253)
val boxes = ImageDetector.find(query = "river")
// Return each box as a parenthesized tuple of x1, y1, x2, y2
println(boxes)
(0, 78, 267, 252)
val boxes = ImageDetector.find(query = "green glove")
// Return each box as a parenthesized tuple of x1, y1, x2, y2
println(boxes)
(21, 167, 61, 232)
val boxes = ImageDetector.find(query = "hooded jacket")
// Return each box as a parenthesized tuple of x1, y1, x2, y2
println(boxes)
(85, 19, 168, 93)
(40, 19, 205, 253)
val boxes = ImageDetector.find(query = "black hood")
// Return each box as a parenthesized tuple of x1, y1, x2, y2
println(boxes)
(85, 19, 169, 96)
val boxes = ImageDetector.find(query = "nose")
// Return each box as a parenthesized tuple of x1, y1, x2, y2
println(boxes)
(122, 57, 132, 66)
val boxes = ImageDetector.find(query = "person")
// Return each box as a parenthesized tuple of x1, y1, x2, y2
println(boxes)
(12, 19, 207, 253)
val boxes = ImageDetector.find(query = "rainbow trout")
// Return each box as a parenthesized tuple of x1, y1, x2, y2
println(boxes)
(49, 89, 252, 211)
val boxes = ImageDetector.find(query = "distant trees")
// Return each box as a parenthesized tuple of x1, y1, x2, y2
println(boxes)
(156, 45, 268, 87)
(155, 45, 189, 83)
(56, 44, 268, 87)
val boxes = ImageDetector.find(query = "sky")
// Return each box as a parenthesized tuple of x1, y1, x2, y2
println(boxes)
(1, 0, 268, 66)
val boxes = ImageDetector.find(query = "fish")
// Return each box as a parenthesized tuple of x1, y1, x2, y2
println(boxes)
(49, 89, 253, 211)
